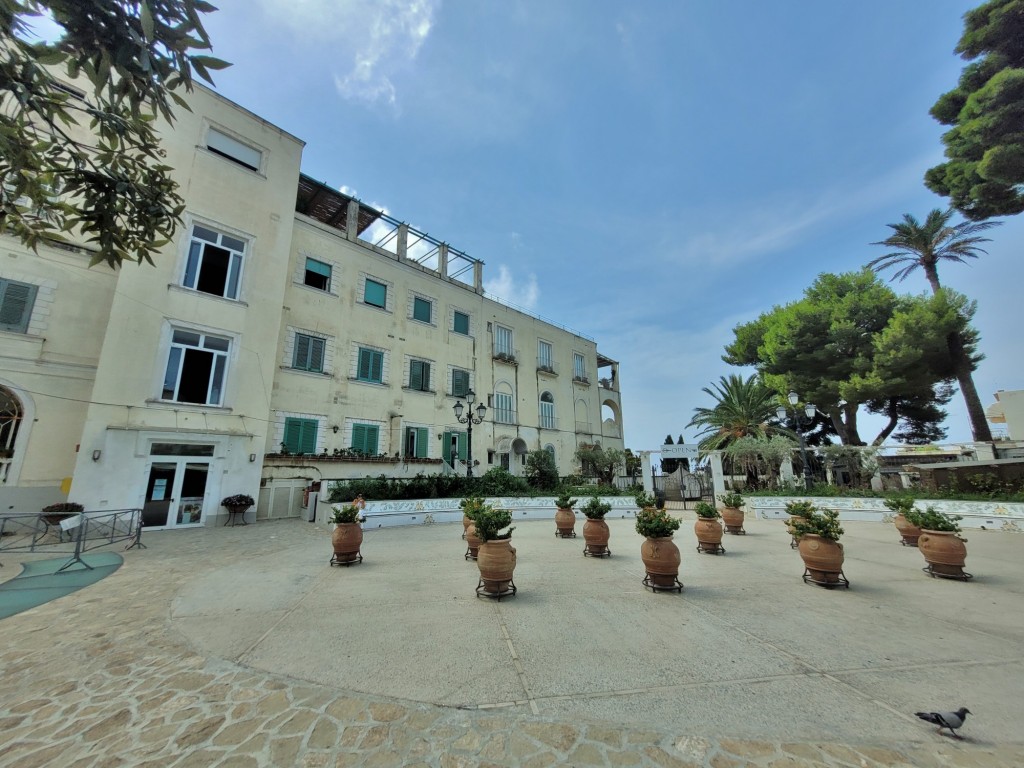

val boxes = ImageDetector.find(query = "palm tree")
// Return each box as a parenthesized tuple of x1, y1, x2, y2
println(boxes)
(687, 374, 782, 453)
(869, 208, 1000, 442)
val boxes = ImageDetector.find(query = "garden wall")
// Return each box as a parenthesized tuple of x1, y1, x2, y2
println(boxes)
(320, 496, 639, 528)
(746, 496, 1024, 532)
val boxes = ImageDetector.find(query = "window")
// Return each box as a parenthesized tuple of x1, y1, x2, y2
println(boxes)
(540, 391, 555, 429)
(293, 333, 325, 372)
(206, 127, 262, 172)
(304, 258, 331, 291)
(453, 310, 470, 335)
(494, 325, 513, 357)
(451, 368, 470, 397)
(573, 352, 587, 381)
(183, 224, 246, 300)
(162, 329, 230, 405)
(283, 418, 318, 454)
(364, 278, 387, 308)
(494, 392, 515, 424)
(357, 347, 384, 383)
(538, 340, 553, 371)
(412, 296, 432, 323)
(409, 360, 431, 392)
(0, 279, 37, 333)
(404, 426, 428, 458)
(351, 423, 379, 455)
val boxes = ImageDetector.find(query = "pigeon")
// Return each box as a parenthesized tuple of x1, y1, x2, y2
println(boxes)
(915, 707, 971, 739)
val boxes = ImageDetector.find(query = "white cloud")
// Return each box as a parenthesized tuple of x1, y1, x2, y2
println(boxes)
(484, 265, 539, 311)
(254, 0, 438, 105)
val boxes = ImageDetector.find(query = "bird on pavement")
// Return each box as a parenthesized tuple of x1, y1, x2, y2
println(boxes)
(915, 707, 971, 739)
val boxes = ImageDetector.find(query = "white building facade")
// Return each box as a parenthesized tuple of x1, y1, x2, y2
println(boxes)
(0, 84, 625, 528)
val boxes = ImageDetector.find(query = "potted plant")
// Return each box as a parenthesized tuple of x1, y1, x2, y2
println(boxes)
(693, 501, 725, 554)
(554, 492, 578, 538)
(784, 499, 816, 548)
(791, 508, 848, 588)
(329, 503, 366, 566)
(884, 495, 921, 546)
(460, 494, 485, 541)
(718, 491, 745, 534)
(580, 495, 612, 557)
(636, 507, 684, 590)
(40, 501, 84, 541)
(904, 506, 970, 580)
(474, 506, 517, 598)
(461, 495, 485, 559)
(221, 494, 254, 526)
(634, 489, 657, 510)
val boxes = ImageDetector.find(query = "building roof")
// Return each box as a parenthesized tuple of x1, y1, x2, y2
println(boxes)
(295, 174, 382, 236)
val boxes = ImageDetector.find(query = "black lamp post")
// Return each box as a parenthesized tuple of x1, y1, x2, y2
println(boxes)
(777, 391, 816, 490)
(453, 390, 487, 477)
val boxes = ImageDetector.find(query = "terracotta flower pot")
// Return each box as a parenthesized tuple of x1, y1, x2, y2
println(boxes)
(465, 523, 481, 560)
(894, 513, 922, 547)
(477, 538, 517, 594)
(331, 522, 363, 564)
(797, 534, 844, 584)
(694, 518, 724, 553)
(582, 518, 610, 556)
(554, 507, 576, 537)
(918, 529, 968, 578)
(720, 506, 745, 534)
(640, 536, 681, 587)
(463, 513, 472, 536)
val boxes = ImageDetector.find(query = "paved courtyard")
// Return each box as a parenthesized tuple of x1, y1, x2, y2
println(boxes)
(1, 512, 1022, 767)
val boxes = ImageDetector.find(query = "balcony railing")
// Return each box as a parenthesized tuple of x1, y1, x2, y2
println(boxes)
(539, 415, 558, 430)
(493, 408, 518, 425)
(572, 374, 590, 386)
(537, 359, 558, 375)
(493, 347, 519, 365)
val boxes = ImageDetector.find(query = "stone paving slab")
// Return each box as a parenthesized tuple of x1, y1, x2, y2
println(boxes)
(0, 515, 1021, 767)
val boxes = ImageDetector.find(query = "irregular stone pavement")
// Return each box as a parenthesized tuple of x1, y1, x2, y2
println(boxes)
(0, 516, 1021, 767)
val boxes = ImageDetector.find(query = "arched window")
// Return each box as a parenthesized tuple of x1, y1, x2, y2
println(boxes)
(539, 391, 555, 429)
(0, 386, 24, 482)
(493, 381, 515, 424)
(544, 443, 556, 467)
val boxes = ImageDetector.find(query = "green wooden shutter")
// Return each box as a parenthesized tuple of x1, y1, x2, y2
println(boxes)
(0, 280, 37, 333)
(453, 311, 469, 335)
(416, 427, 428, 458)
(370, 350, 383, 382)
(452, 369, 469, 396)
(293, 334, 310, 369)
(358, 348, 382, 382)
(351, 424, 379, 455)
(309, 337, 325, 372)
(457, 432, 467, 461)
(410, 360, 423, 390)
(305, 258, 331, 277)
(357, 349, 371, 380)
(284, 418, 317, 454)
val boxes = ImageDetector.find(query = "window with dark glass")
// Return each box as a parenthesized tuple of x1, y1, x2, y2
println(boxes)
(304, 258, 331, 291)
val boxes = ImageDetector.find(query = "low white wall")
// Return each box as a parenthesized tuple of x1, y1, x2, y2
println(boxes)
(745, 496, 1024, 532)
(321, 496, 640, 529)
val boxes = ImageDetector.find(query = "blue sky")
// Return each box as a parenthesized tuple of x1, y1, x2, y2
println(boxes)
(195, 1, 1021, 451)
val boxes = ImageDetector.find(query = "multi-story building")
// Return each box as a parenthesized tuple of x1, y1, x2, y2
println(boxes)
(0, 84, 624, 528)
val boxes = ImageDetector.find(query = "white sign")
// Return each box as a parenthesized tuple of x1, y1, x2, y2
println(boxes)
(661, 445, 699, 460)
(60, 514, 84, 531)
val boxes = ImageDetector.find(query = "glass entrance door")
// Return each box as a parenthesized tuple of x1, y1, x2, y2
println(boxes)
(143, 462, 177, 528)
(142, 458, 210, 528)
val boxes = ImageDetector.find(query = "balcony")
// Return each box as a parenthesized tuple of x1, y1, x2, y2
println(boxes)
(539, 415, 558, 430)
(537, 359, 558, 376)
(493, 348, 519, 365)
(493, 408, 518, 425)
(572, 374, 590, 386)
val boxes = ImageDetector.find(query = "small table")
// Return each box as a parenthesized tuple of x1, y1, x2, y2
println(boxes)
(223, 505, 250, 526)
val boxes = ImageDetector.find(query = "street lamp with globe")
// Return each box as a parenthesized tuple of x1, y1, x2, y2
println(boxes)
(777, 391, 817, 490)
(453, 390, 487, 478)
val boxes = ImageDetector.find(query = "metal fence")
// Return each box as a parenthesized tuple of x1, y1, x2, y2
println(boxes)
(0, 509, 144, 571)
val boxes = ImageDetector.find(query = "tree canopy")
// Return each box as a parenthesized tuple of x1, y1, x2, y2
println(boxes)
(0, 0, 228, 268)
(723, 270, 978, 445)
(686, 373, 784, 453)
(925, 0, 1024, 219)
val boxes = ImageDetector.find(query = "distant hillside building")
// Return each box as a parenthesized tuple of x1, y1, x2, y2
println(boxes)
(0, 84, 624, 527)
